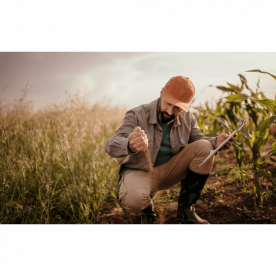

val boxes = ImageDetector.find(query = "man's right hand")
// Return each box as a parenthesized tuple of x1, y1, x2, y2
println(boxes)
(128, 126, 148, 153)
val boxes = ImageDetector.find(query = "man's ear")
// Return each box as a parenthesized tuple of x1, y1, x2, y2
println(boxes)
(160, 89, 163, 97)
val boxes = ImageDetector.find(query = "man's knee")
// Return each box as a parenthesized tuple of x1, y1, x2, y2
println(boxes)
(120, 188, 151, 214)
(188, 139, 214, 174)
(192, 139, 213, 156)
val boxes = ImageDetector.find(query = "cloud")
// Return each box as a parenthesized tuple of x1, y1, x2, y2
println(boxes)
(1, 52, 276, 111)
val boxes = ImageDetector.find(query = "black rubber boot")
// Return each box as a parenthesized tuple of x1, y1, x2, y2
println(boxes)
(176, 168, 210, 224)
(140, 203, 156, 224)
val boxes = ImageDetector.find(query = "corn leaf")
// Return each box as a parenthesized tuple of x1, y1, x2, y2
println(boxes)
(233, 141, 242, 146)
(269, 115, 276, 126)
(258, 170, 276, 189)
(272, 180, 276, 189)
(226, 82, 242, 92)
(209, 114, 232, 132)
(268, 135, 276, 142)
(260, 92, 267, 99)
(254, 129, 269, 153)
(233, 144, 243, 151)
(216, 86, 235, 92)
(244, 138, 251, 149)
(258, 116, 270, 137)
(250, 98, 276, 108)
(225, 94, 249, 102)
(271, 142, 276, 152)
(270, 157, 276, 162)
(246, 69, 276, 80)
(262, 153, 271, 162)
(205, 131, 219, 137)
(240, 123, 250, 138)
(258, 170, 271, 177)
(255, 158, 264, 166)
(251, 130, 256, 144)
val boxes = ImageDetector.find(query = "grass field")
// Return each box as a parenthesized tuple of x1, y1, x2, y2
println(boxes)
(0, 87, 125, 223)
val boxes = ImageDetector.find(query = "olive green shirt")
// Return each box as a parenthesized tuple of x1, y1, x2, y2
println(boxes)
(153, 120, 173, 167)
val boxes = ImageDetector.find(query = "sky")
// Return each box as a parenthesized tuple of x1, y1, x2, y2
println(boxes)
(1, 52, 276, 111)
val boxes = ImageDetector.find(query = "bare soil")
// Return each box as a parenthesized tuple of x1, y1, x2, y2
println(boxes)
(97, 145, 276, 224)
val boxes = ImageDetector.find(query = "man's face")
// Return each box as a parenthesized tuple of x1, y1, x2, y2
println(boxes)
(160, 91, 184, 123)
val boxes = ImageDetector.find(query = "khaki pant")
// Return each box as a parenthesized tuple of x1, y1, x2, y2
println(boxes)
(118, 139, 214, 214)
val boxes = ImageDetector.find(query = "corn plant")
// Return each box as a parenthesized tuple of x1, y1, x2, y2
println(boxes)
(196, 71, 276, 198)
(192, 85, 247, 184)
(220, 70, 276, 198)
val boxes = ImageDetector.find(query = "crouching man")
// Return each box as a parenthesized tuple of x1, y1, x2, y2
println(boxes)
(106, 76, 234, 224)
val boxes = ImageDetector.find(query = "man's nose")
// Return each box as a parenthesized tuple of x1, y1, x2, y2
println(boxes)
(167, 106, 173, 115)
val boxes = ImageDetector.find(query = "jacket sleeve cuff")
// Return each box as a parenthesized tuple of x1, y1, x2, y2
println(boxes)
(121, 137, 138, 155)
(127, 141, 139, 155)
(210, 137, 223, 155)
(209, 137, 217, 149)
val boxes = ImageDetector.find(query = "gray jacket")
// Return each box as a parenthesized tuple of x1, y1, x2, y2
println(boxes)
(105, 98, 217, 185)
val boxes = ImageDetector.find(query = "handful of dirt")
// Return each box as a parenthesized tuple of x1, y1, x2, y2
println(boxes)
(131, 126, 153, 173)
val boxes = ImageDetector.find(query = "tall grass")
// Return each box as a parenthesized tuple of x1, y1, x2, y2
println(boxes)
(0, 84, 125, 223)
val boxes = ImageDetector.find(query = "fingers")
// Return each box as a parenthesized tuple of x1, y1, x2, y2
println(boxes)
(223, 141, 232, 149)
(134, 126, 141, 132)
(219, 133, 234, 150)
(134, 144, 148, 152)
(132, 137, 148, 147)
(222, 144, 230, 150)
(130, 127, 145, 136)
(129, 127, 148, 152)
(219, 133, 237, 143)
(129, 140, 148, 152)
(220, 133, 229, 138)
(129, 130, 145, 140)
(230, 133, 237, 141)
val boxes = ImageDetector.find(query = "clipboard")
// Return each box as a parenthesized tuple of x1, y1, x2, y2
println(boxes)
(199, 119, 248, 167)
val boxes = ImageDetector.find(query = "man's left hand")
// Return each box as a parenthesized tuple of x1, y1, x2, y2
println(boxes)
(216, 133, 237, 150)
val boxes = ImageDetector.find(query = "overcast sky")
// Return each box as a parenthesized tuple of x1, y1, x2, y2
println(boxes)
(1, 52, 276, 111)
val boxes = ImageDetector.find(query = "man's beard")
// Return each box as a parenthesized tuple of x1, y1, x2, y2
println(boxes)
(161, 111, 175, 124)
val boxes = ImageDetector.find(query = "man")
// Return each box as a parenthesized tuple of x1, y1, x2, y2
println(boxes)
(105, 76, 234, 224)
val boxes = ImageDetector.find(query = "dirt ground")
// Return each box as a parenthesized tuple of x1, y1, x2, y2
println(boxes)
(97, 143, 276, 224)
